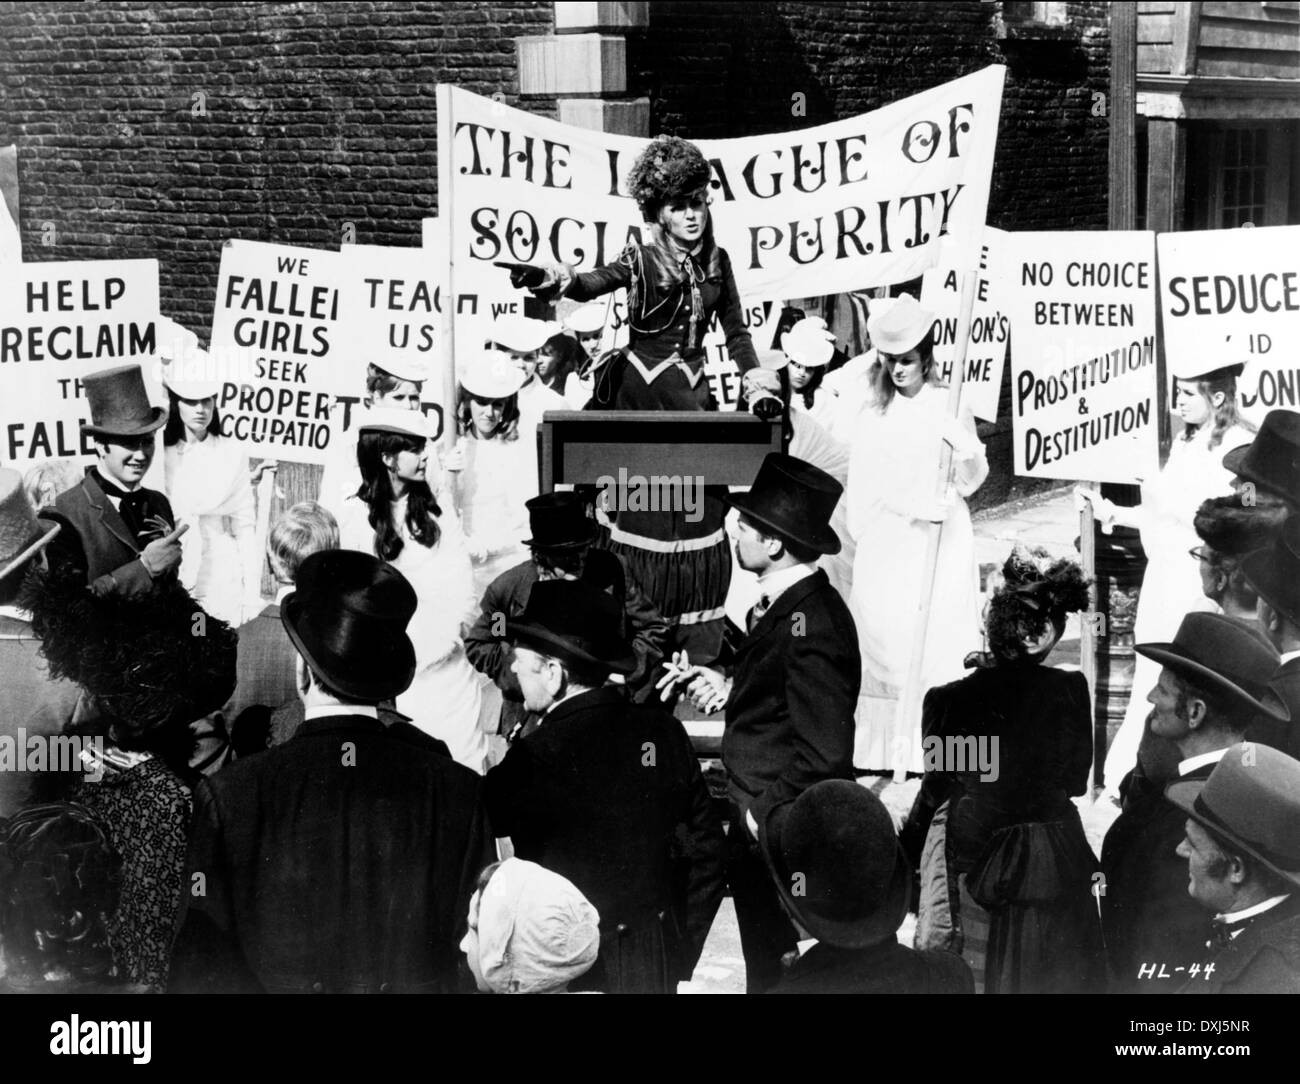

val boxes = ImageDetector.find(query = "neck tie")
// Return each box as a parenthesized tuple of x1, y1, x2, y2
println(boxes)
(746, 594, 771, 634)
(91, 469, 153, 542)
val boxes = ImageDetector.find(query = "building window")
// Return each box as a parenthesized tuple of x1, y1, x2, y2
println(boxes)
(1003, 2, 1068, 25)
(1220, 128, 1268, 227)
(1185, 121, 1295, 230)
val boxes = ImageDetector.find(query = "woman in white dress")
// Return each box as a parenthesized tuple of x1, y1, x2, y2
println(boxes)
(1077, 353, 1256, 791)
(847, 295, 988, 774)
(161, 364, 260, 628)
(338, 407, 488, 774)
(444, 351, 539, 603)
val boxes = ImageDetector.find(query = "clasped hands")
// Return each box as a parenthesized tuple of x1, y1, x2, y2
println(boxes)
(655, 650, 731, 715)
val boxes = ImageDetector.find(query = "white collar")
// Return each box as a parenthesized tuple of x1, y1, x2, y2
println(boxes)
(1279, 649, 1300, 667)
(755, 563, 817, 605)
(1216, 894, 1291, 929)
(303, 704, 379, 721)
(0, 603, 31, 623)
(274, 584, 294, 605)
(1178, 747, 1229, 776)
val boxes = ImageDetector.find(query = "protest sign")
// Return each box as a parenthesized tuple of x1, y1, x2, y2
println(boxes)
(0, 259, 160, 466)
(920, 225, 1008, 422)
(208, 239, 344, 465)
(1157, 225, 1300, 426)
(1002, 231, 1159, 484)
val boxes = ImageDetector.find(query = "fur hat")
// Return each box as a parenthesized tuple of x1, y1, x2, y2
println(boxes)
(1194, 495, 1288, 559)
(626, 136, 711, 222)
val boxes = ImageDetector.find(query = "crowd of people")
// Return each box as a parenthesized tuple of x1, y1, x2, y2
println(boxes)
(0, 134, 1298, 996)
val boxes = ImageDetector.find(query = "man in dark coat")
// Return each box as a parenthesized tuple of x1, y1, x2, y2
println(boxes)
(39, 365, 186, 599)
(464, 491, 669, 741)
(760, 781, 972, 995)
(660, 454, 860, 993)
(1167, 743, 1300, 994)
(170, 550, 493, 994)
(1100, 613, 1289, 992)
(484, 579, 725, 994)
(1243, 512, 1300, 761)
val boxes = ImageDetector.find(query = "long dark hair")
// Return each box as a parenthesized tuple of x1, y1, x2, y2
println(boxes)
(540, 333, 587, 392)
(355, 430, 442, 560)
(163, 389, 222, 446)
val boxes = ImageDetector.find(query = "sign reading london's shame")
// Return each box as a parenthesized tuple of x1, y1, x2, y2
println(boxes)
(1002, 231, 1159, 484)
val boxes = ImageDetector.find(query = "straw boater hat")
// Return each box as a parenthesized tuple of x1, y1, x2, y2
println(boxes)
(490, 314, 553, 355)
(504, 578, 636, 676)
(357, 406, 435, 441)
(1166, 742, 1300, 889)
(865, 294, 935, 356)
(0, 469, 60, 584)
(1223, 410, 1300, 508)
(1243, 512, 1300, 629)
(724, 452, 843, 556)
(80, 364, 167, 439)
(781, 317, 837, 368)
(459, 350, 528, 400)
(1169, 335, 1246, 382)
(563, 304, 606, 337)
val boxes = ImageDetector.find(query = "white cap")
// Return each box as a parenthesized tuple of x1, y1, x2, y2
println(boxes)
(781, 317, 836, 368)
(157, 316, 222, 399)
(1169, 335, 1248, 382)
(357, 405, 435, 440)
(459, 349, 528, 400)
(490, 314, 552, 354)
(563, 304, 606, 336)
(866, 294, 935, 355)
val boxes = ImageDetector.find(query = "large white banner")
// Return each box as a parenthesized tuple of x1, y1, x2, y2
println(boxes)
(1002, 231, 1159, 484)
(1157, 225, 1300, 426)
(0, 259, 160, 467)
(437, 67, 1004, 388)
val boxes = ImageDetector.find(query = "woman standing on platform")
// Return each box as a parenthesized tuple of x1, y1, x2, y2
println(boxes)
(1076, 349, 1256, 792)
(519, 136, 758, 666)
(846, 295, 988, 774)
(338, 408, 488, 774)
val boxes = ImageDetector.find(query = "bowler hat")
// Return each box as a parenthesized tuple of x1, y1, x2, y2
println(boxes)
(281, 549, 418, 702)
(80, 364, 166, 439)
(759, 780, 911, 949)
(1166, 742, 1300, 889)
(866, 294, 935, 356)
(505, 579, 636, 676)
(724, 453, 842, 555)
(459, 350, 527, 401)
(1242, 512, 1300, 629)
(1222, 410, 1300, 507)
(0, 469, 60, 584)
(523, 492, 598, 550)
(1136, 611, 1288, 722)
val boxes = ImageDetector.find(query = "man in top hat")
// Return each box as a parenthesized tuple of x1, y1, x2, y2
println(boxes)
(1167, 742, 1300, 994)
(464, 491, 669, 742)
(759, 781, 972, 994)
(489, 313, 568, 424)
(1100, 612, 1290, 992)
(1244, 512, 1300, 761)
(39, 363, 187, 598)
(659, 452, 861, 993)
(484, 579, 726, 994)
(1223, 408, 1300, 510)
(170, 549, 493, 993)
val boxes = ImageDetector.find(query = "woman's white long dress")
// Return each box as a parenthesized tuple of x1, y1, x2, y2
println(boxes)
(847, 383, 989, 774)
(451, 432, 540, 605)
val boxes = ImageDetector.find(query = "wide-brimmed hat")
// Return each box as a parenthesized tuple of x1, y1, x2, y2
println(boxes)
(563, 304, 606, 336)
(357, 405, 434, 441)
(0, 469, 60, 584)
(781, 317, 836, 368)
(369, 358, 431, 384)
(1166, 742, 1300, 889)
(489, 315, 553, 355)
(1136, 611, 1287, 722)
(80, 364, 167, 439)
(459, 350, 528, 401)
(759, 780, 911, 949)
(865, 294, 935, 356)
(1242, 512, 1300, 629)
(505, 579, 636, 676)
(724, 452, 842, 556)
(281, 549, 418, 702)
(157, 316, 222, 400)
(1169, 335, 1246, 382)
(523, 492, 598, 550)
(1223, 410, 1300, 507)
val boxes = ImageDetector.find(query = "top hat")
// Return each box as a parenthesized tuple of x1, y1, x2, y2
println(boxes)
(80, 364, 167, 440)
(1242, 512, 1300, 629)
(1222, 410, 1300, 507)
(505, 579, 636, 676)
(1166, 742, 1300, 889)
(781, 317, 836, 368)
(866, 294, 935, 356)
(460, 350, 528, 401)
(1136, 611, 1288, 722)
(563, 304, 606, 337)
(357, 405, 435, 441)
(490, 315, 553, 355)
(1169, 335, 1247, 383)
(281, 549, 418, 702)
(523, 492, 598, 550)
(0, 469, 60, 584)
(759, 780, 911, 949)
(724, 453, 843, 556)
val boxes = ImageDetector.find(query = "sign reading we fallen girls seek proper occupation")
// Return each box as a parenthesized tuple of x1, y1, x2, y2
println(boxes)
(0, 259, 161, 465)
(1002, 231, 1159, 485)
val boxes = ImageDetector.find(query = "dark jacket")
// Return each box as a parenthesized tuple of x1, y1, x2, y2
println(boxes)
(224, 602, 298, 725)
(1257, 656, 1300, 761)
(1181, 895, 1300, 995)
(721, 568, 860, 824)
(39, 470, 174, 598)
(1100, 758, 1218, 994)
(484, 686, 726, 992)
(769, 941, 974, 995)
(169, 712, 493, 994)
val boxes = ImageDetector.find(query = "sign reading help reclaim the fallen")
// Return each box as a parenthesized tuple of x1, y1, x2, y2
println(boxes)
(209, 239, 344, 464)
(1002, 231, 1159, 484)
(920, 225, 1009, 423)
(0, 259, 160, 464)
(1157, 225, 1300, 427)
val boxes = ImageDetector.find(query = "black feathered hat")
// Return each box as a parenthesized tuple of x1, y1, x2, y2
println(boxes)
(626, 136, 712, 222)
